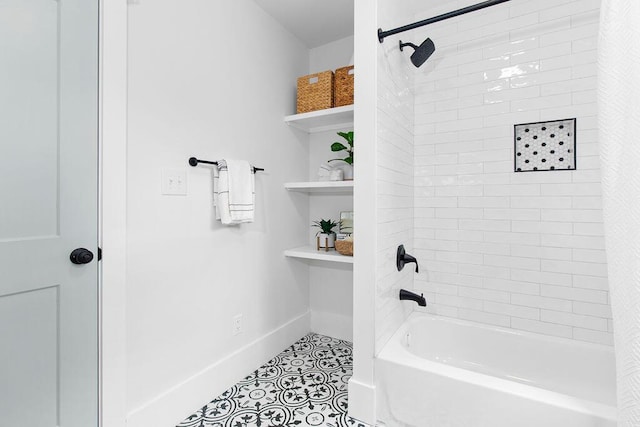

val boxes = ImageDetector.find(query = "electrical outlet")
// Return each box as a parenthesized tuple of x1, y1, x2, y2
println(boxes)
(161, 169, 187, 195)
(232, 314, 243, 335)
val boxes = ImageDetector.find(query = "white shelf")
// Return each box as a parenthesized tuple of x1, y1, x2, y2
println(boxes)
(284, 246, 354, 264)
(284, 105, 354, 133)
(284, 181, 354, 193)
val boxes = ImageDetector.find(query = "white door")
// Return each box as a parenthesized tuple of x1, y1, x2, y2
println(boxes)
(0, 0, 99, 425)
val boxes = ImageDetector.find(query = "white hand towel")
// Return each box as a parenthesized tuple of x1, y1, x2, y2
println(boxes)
(211, 165, 221, 221)
(212, 159, 255, 225)
(212, 161, 232, 224)
(225, 159, 255, 223)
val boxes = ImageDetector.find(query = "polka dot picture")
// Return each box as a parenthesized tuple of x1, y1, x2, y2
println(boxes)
(514, 118, 576, 172)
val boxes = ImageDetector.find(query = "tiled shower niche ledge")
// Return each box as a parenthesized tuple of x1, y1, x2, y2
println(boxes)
(514, 118, 576, 172)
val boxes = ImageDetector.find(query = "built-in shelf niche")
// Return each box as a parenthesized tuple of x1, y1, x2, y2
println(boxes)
(283, 105, 354, 266)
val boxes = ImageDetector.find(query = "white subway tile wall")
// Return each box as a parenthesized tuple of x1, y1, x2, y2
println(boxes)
(409, 0, 610, 345)
(375, 1, 416, 353)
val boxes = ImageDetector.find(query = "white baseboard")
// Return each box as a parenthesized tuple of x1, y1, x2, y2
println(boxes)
(310, 310, 353, 342)
(125, 311, 311, 427)
(348, 377, 376, 425)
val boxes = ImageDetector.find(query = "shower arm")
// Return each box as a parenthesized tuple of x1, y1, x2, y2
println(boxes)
(399, 41, 419, 52)
(378, 0, 512, 43)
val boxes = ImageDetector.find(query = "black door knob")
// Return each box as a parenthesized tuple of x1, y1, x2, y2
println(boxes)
(70, 248, 94, 265)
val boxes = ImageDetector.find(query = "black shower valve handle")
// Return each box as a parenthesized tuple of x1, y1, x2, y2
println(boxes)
(396, 244, 419, 273)
(411, 259, 419, 273)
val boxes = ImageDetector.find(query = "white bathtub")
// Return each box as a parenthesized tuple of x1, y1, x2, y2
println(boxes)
(376, 313, 616, 427)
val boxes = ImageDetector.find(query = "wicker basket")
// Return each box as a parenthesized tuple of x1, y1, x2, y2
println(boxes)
(334, 66, 354, 107)
(297, 70, 334, 114)
(335, 240, 353, 256)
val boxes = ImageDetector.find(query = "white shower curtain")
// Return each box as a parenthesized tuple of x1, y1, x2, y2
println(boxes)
(598, 1, 640, 425)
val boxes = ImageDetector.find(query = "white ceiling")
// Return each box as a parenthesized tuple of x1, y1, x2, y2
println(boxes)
(253, 0, 354, 48)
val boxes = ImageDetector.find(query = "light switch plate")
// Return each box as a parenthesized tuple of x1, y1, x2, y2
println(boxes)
(161, 169, 187, 195)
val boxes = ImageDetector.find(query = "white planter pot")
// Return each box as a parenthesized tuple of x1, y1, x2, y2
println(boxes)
(317, 233, 336, 250)
(331, 161, 353, 181)
(342, 163, 354, 180)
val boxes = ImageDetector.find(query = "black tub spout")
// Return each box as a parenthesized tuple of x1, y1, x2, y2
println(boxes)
(399, 289, 427, 307)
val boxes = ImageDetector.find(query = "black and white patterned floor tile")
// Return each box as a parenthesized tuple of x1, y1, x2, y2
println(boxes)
(177, 333, 369, 427)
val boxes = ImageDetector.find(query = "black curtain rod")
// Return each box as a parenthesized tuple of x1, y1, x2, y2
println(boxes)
(188, 157, 265, 173)
(378, 0, 512, 43)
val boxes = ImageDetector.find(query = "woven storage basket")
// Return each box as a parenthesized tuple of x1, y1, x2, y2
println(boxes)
(334, 65, 354, 107)
(297, 70, 334, 113)
(335, 240, 353, 256)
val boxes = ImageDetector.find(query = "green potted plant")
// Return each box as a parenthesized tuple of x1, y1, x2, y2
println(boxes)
(328, 131, 354, 180)
(312, 218, 339, 250)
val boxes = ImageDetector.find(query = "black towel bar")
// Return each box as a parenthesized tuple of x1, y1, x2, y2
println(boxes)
(188, 157, 264, 173)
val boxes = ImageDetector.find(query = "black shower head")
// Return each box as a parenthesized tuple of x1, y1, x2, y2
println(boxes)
(399, 38, 436, 68)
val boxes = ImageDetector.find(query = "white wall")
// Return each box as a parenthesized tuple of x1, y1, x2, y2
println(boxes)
(309, 35, 354, 73)
(100, 0, 128, 425)
(125, 1, 311, 425)
(375, 0, 416, 353)
(349, 0, 378, 423)
(410, 0, 610, 344)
